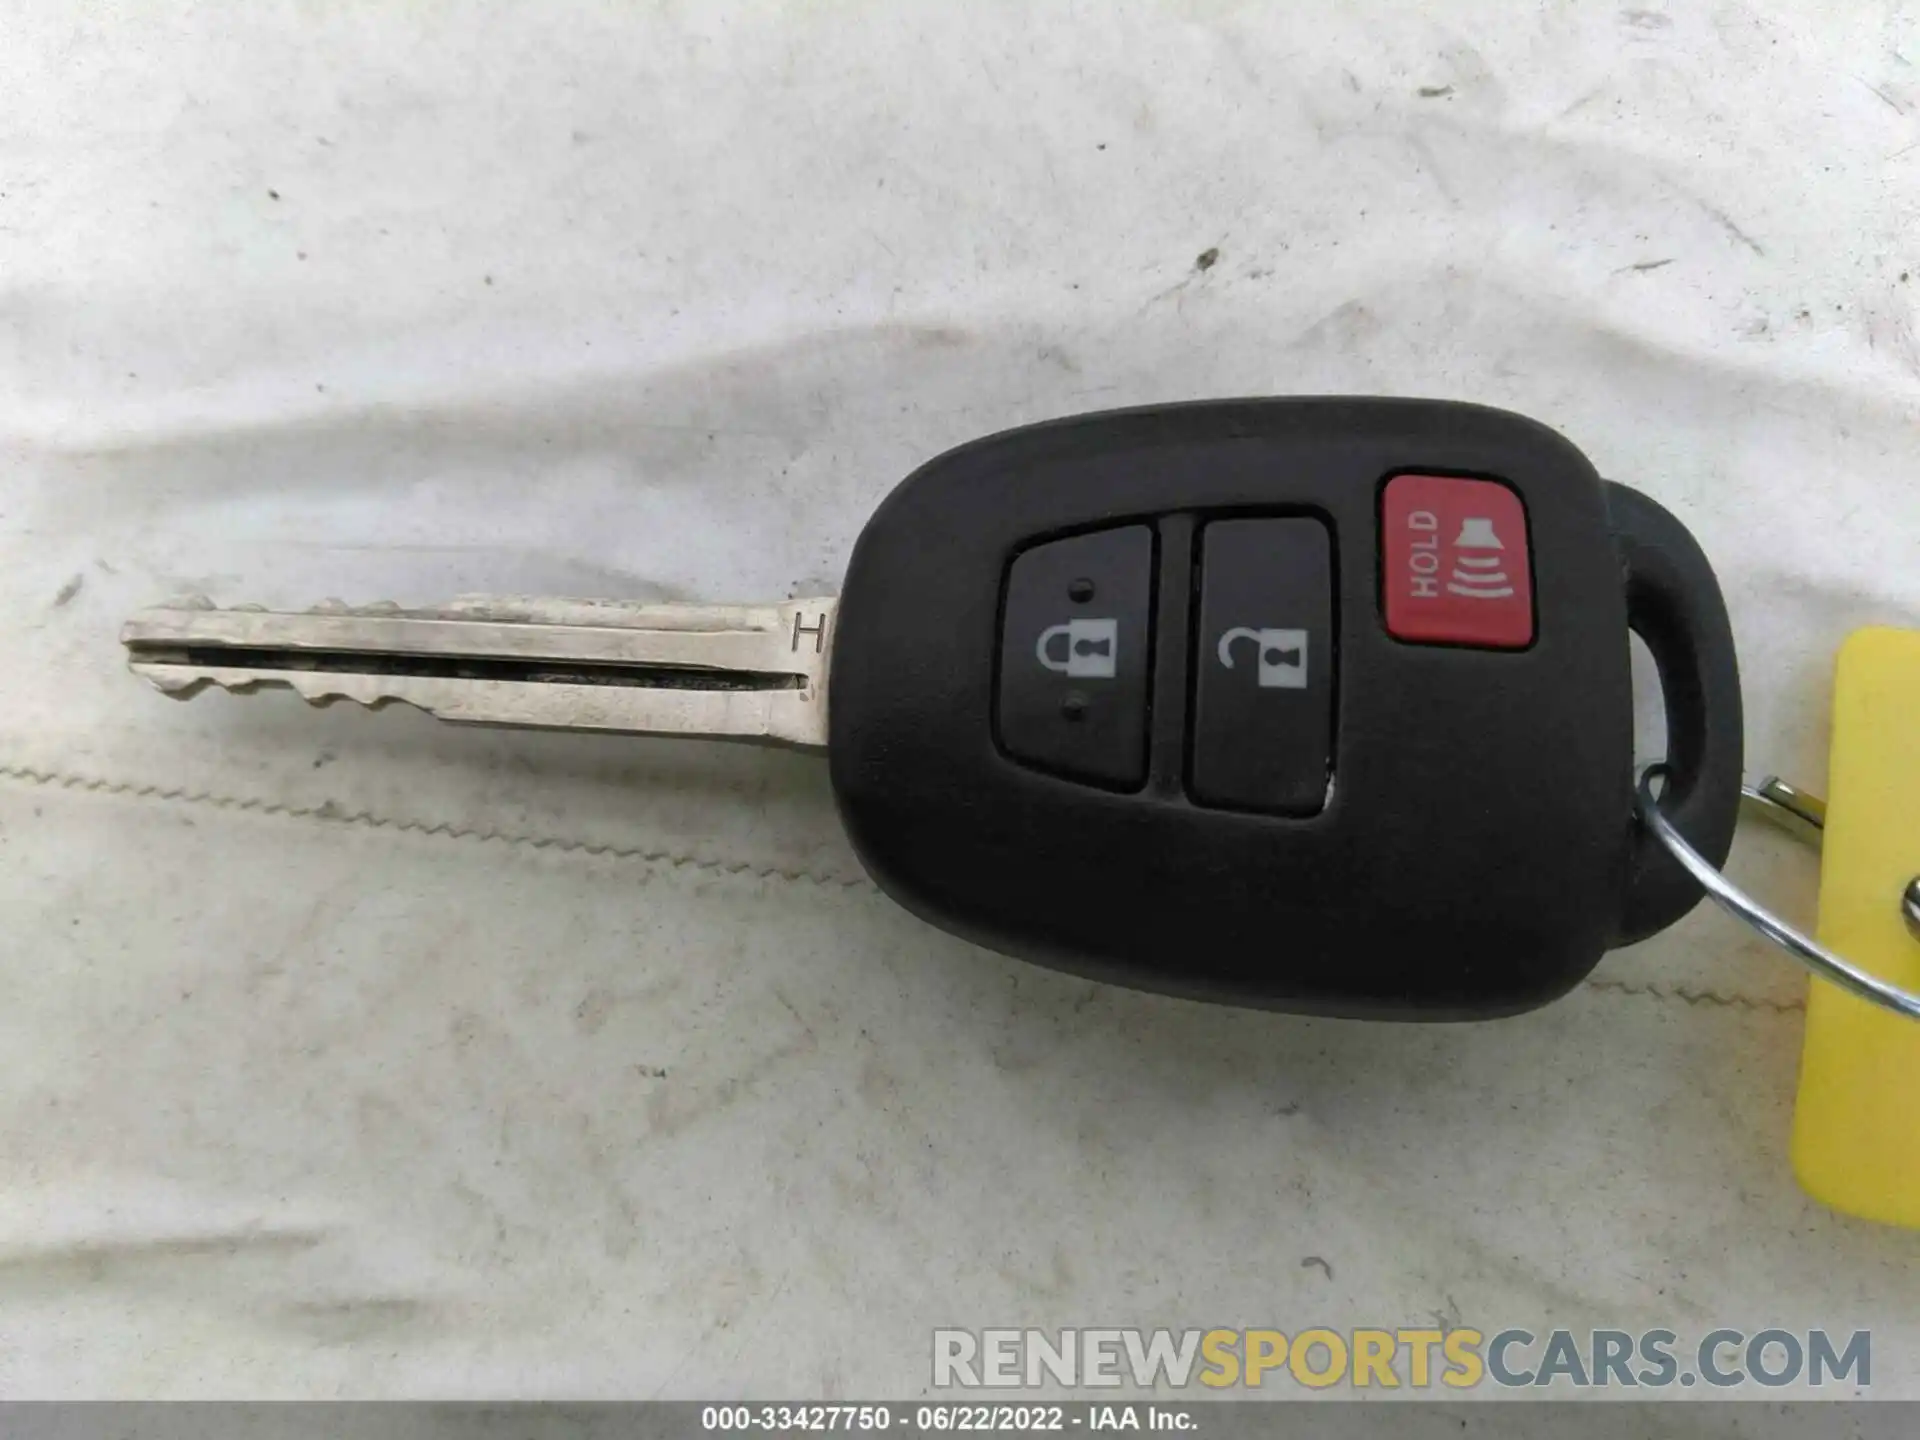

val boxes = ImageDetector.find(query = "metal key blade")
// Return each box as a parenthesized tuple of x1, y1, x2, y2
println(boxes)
(121, 595, 837, 750)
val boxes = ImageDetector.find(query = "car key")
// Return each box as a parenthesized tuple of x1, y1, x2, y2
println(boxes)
(121, 397, 1744, 1019)
(123, 594, 839, 748)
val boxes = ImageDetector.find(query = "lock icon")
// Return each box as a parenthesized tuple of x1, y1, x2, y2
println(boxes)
(1036, 618, 1119, 678)
(1217, 626, 1309, 689)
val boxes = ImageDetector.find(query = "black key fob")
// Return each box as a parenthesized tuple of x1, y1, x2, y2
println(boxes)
(828, 399, 1743, 1019)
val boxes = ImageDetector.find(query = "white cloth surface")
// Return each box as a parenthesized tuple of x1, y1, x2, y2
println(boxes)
(3, 0, 1920, 1401)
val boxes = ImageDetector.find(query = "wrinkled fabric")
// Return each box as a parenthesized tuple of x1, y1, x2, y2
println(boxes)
(2, 0, 1918, 1399)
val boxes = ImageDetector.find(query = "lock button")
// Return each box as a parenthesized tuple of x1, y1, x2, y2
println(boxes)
(997, 525, 1154, 789)
(1189, 517, 1335, 815)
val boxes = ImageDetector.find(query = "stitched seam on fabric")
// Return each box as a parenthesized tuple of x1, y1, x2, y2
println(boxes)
(0, 761, 871, 891)
(0, 761, 1815, 1009)
(1582, 977, 1805, 1014)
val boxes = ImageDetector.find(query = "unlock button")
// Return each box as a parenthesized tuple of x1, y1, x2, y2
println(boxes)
(998, 526, 1153, 789)
(1191, 519, 1334, 815)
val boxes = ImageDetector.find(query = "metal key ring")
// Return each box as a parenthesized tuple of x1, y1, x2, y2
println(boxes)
(1636, 765, 1920, 1020)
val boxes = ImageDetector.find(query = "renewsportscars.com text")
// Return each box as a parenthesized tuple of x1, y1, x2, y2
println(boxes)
(932, 1327, 1870, 1391)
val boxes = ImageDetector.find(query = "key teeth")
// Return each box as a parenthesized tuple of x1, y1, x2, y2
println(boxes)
(145, 673, 214, 700)
(136, 667, 423, 717)
(136, 669, 271, 701)
(280, 673, 389, 710)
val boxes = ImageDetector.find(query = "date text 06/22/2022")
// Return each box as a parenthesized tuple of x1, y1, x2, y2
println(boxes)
(702, 1405, 1192, 1432)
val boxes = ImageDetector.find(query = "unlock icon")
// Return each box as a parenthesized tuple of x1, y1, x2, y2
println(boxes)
(1036, 618, 1119, 678)
(1217, 626, 1309, 688)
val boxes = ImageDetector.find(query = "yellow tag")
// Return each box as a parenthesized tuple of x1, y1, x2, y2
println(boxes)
(1791, 627, 1920, 1226)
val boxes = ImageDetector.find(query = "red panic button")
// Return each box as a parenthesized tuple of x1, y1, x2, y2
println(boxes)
(1381, 474, 1534, 648)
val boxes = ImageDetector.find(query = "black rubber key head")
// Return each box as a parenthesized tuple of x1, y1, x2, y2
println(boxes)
(828, 398, 1742, 1019)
